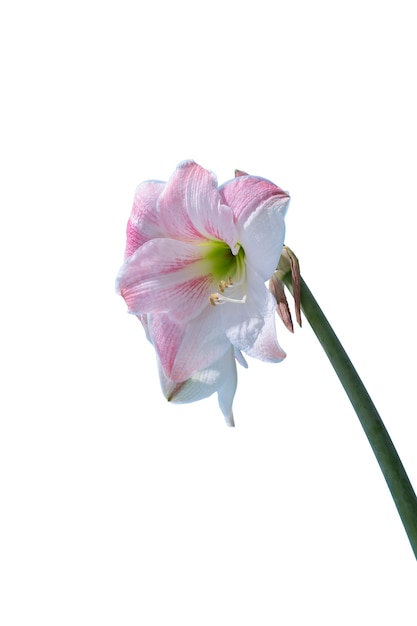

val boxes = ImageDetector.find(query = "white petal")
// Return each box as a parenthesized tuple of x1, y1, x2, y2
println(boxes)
(148, 310, 231, 382)
(221, 267, 286, 361)
(234, 347, 248, 368)
(243, 292, 286, 362)
(159, 347, 238, 426)
(239, 202, 286, 281)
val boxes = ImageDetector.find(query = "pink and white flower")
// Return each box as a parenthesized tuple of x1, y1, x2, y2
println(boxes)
(116, 160, 290, 425)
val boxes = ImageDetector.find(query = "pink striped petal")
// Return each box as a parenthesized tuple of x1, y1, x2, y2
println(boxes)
(117, 239, 214, 323)
(125, 180, 166, 259)
(220, 174, 289, 281)
(158, 161, 239, 251)
(148, 310, 231, 382)
(219, 174, 290, 226)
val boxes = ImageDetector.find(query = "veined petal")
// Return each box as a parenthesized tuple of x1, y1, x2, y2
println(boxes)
(158, 346, 237, 427)
(158, 161, 239, 251)
(137, 313, 151, 341)
(240, 201, 286, 281)
(220, 175, 289, 281)
(125, 180, 166, 259)
(116, 239, 213, 323)
(219, 174, 290, 225)
(148, 310, 231, 382)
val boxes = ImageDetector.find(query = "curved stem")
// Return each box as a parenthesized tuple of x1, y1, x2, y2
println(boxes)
(283, 273, 417, 559)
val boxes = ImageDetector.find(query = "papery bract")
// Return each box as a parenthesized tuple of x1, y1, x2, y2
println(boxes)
(116, 160, 290, 425)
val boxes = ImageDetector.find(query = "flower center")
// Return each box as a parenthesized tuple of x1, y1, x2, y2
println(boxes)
(202, 241, 246, 307)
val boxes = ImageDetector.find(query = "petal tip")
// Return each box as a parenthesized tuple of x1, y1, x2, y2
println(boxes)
(225, 412, 235, 427)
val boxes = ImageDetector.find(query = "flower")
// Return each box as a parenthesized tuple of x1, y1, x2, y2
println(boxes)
(116, 160, 290, 425)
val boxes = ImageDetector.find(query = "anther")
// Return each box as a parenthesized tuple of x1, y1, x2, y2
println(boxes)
(209, 275, 247, 306)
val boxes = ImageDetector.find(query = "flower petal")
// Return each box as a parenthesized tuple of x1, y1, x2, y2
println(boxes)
(243, 291, 286, 362)
(159, 346, 237, 426)
(220, 175, 289, 281)
(220, 174, 290, 225)
(214, 266, 268, 353)
(240, 200, 286, 280)
(158, 160, 239, 251)
(215, 347, 237, 427)
(125, 180, 166, 259)
(217, 266, 286, 361)
(116, 239, 213, 323)
(234, 347, 248, 368)
(148, 310, 231, 382)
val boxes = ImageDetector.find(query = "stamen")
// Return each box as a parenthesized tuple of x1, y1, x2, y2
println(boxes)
(210, 293, 247, 305)
(209, 276, 247, 306)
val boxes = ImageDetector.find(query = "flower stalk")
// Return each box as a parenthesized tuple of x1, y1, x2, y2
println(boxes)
(282, 266, 417, 559)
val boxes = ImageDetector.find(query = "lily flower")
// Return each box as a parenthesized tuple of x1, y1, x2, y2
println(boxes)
(116, 160, 290, 423)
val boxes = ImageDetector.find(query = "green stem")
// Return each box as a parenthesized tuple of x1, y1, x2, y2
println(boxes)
(283, 273, 417, 559)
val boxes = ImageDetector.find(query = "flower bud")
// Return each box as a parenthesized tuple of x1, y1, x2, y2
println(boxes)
(271, 246, 302, 329)
(269, 273, 294, 333)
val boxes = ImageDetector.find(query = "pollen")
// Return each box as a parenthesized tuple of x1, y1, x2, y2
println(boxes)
(218, 278, 232, 293)
(209, 277, 247, 306)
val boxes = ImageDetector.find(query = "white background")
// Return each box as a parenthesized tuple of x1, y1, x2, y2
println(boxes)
(1, 1, 417, 624)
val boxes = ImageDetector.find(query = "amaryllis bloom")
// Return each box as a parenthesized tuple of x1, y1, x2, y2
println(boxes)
(116, 160, 290, 425)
